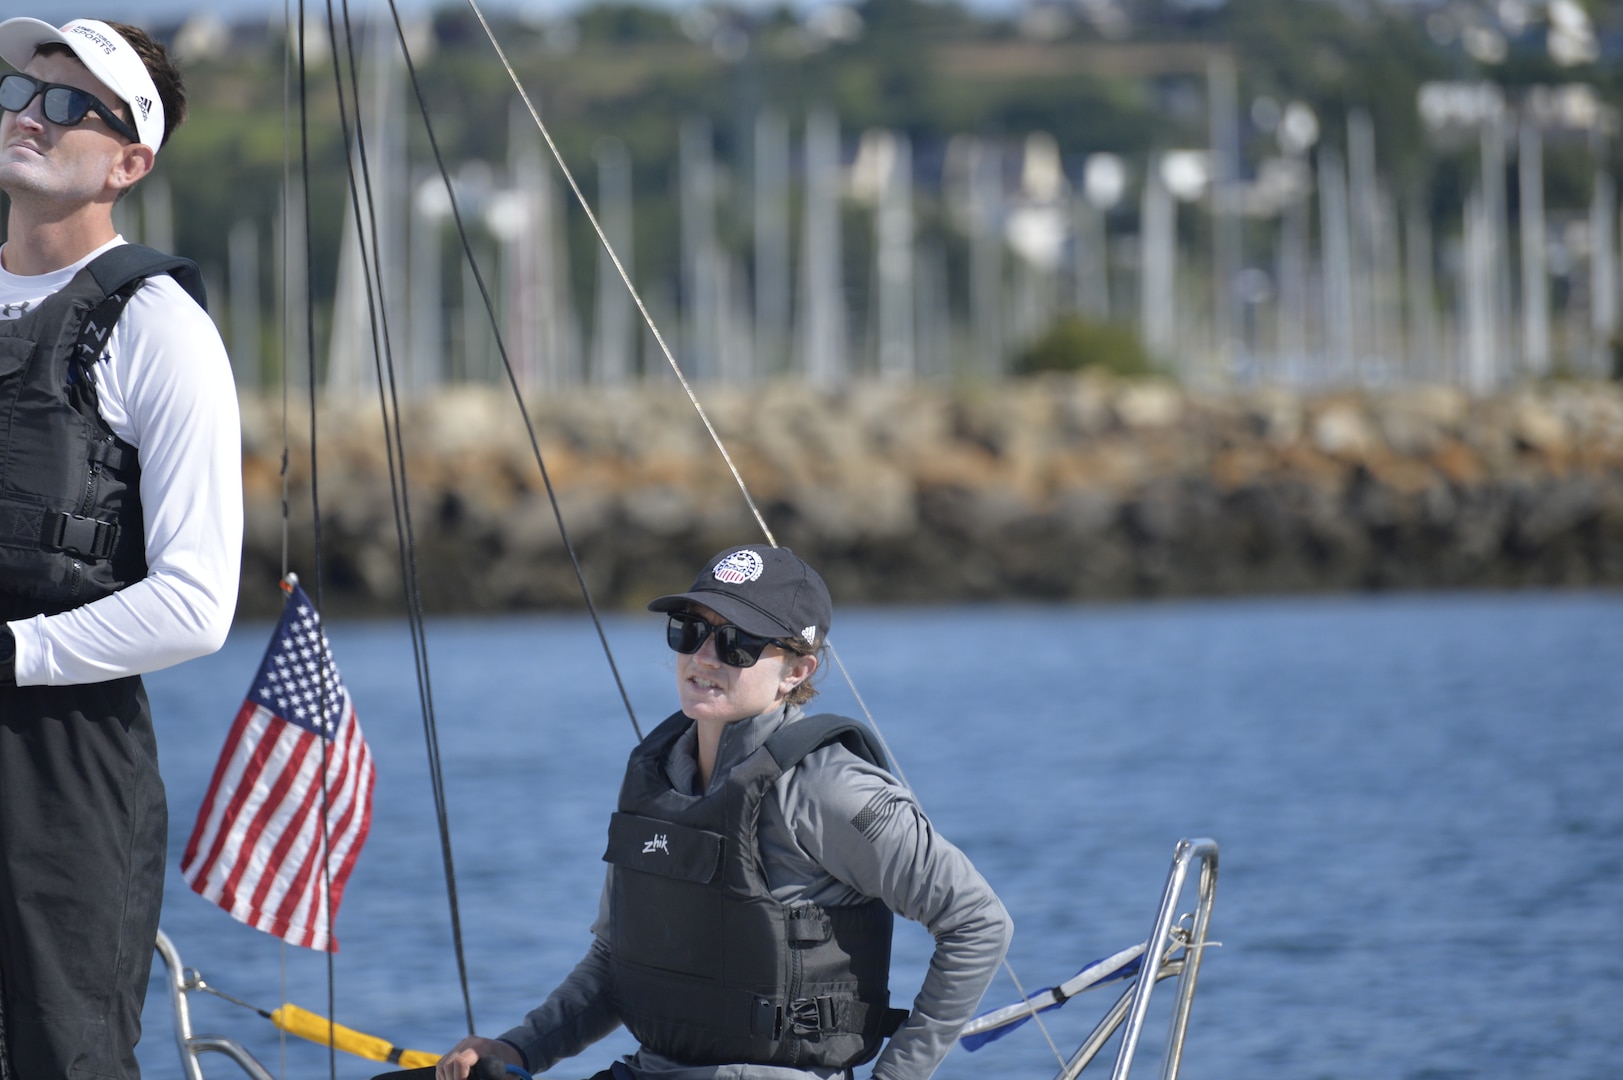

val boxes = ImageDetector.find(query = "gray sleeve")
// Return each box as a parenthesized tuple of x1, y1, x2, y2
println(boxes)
(781, 748, 1013, 1080)
(496, 873, 623, 1072)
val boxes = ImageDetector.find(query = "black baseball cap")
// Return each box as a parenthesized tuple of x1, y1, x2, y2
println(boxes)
(648, 544, 832, 648)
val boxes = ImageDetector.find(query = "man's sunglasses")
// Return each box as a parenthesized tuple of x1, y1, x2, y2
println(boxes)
(0, 73, 138, 144)
(666, 612, 787, 669)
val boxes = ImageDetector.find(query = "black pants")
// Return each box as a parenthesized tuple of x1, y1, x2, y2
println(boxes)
(0, 677, 166, 1080)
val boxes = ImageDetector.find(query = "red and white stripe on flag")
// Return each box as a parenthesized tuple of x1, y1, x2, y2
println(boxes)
(180, 582, 375, 952)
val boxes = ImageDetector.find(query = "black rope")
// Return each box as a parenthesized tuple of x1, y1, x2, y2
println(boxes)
(324, 0, 477, 1036)
(383, 0, 644, 742)
(279, 0, 294, 586)
(285, 0, 656, 1052)
(275, 3, 297, 1070)
(293, 5, 340, 1077)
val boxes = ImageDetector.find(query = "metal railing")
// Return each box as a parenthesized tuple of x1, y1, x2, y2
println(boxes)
(1055, 837, 1220, 1080)
(152, 836, 1217, 1080)
(153, 930, 275, 1080)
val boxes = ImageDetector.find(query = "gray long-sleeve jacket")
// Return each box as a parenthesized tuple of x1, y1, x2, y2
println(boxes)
(498, 704, 1012, 1080)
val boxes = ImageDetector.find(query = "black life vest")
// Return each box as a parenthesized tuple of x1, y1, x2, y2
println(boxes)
(0, 244, 206, 617)
(604, 711, 905, 1069)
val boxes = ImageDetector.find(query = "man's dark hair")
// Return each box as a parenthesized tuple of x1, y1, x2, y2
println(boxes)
(107, 21, 186, 147)
(36, 22, 186, 148)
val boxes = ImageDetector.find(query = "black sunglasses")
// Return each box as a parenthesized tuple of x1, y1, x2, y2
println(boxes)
(666, 612, 787, 669)
(0, 73, 139, 144)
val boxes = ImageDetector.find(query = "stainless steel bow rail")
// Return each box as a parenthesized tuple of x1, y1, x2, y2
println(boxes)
(154, 930, 276, 1080)
(959, 837, 1219, 1080)
(1098, 837, 1218, 1080)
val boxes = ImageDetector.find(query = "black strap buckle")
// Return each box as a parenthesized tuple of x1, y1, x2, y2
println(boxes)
(786, 996, 836, 1035)
(45, 511, 117, 559)
(753, 995, 842, 1038)
(751, 998, 781, 1037)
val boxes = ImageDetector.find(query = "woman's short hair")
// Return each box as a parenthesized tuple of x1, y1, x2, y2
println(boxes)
(781, 638, 827, 706)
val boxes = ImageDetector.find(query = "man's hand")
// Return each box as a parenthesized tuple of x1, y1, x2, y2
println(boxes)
(436, 1036, 523, 1079)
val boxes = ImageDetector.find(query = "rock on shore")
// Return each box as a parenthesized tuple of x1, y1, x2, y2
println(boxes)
(237, 376, 1623, 618)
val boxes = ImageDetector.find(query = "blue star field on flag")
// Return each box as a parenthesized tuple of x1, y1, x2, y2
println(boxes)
(250, 597, 347, 736)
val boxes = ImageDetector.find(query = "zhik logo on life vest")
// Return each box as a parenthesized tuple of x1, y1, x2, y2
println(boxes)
(642, 834, 669, 855)
(712, 549, 764, 585)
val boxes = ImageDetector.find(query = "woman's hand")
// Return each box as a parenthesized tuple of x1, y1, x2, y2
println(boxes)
(436, 1036, 522, 1079)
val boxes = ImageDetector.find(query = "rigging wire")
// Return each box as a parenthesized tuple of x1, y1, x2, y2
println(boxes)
(278, 0, 296, 1073)
(284, 2, 1064, 1065)
(321, 0, 478, 1036)
(451, 5, 1067, 1061)
(382, 0, 644, 743)
(279, 0, 294, 588)
(455, 0, 907, 770)
(162, 0, 1074, 1071)
(459, 0, 779, 552)
(996, 953, 1069, 1070)
(292, 5, 339, 1076)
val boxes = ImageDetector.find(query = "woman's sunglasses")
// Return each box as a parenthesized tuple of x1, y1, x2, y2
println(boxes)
(666, 612, 786, 669)
(0, 73, 139, 144)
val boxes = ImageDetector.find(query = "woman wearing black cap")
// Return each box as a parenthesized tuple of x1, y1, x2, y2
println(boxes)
(437, 545, 1011, 1080)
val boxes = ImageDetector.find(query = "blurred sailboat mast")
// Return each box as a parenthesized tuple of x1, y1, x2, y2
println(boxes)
(591, 136, 635, 384)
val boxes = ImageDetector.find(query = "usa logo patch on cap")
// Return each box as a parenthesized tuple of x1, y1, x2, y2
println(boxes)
(712, 549, 764, 585)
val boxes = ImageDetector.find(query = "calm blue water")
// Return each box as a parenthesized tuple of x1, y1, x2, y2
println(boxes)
(137, 591, 1623, 1080)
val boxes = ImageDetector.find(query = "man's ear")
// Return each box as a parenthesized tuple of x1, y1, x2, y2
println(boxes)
(109, 143, 156, 193)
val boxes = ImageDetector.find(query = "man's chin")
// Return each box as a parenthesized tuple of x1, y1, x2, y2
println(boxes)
(0, 160, 44, 193)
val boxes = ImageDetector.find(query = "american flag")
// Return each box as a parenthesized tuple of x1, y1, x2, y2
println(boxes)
(180, 581, 375, 952)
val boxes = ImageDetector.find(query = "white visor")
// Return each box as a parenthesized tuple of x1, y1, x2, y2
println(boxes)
(0, 18, 165, 151)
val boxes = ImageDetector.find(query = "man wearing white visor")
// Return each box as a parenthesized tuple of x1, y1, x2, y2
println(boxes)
(0, 18, 241, 1080)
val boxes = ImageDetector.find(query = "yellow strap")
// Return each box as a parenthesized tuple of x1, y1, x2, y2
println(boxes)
(270, 1003, 438, 1068)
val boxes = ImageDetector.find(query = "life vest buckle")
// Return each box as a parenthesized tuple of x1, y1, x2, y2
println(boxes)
(45, 511, 117, 559)
(786, 996, 836, 1035)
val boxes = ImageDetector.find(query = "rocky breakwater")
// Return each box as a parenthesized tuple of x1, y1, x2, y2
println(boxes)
(237, 377, 1623, 618)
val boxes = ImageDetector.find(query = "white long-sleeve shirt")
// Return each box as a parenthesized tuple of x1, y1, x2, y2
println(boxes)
(0, 236, 242, 684)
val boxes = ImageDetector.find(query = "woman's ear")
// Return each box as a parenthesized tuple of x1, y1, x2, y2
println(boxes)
(781, 651, 819, 695)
